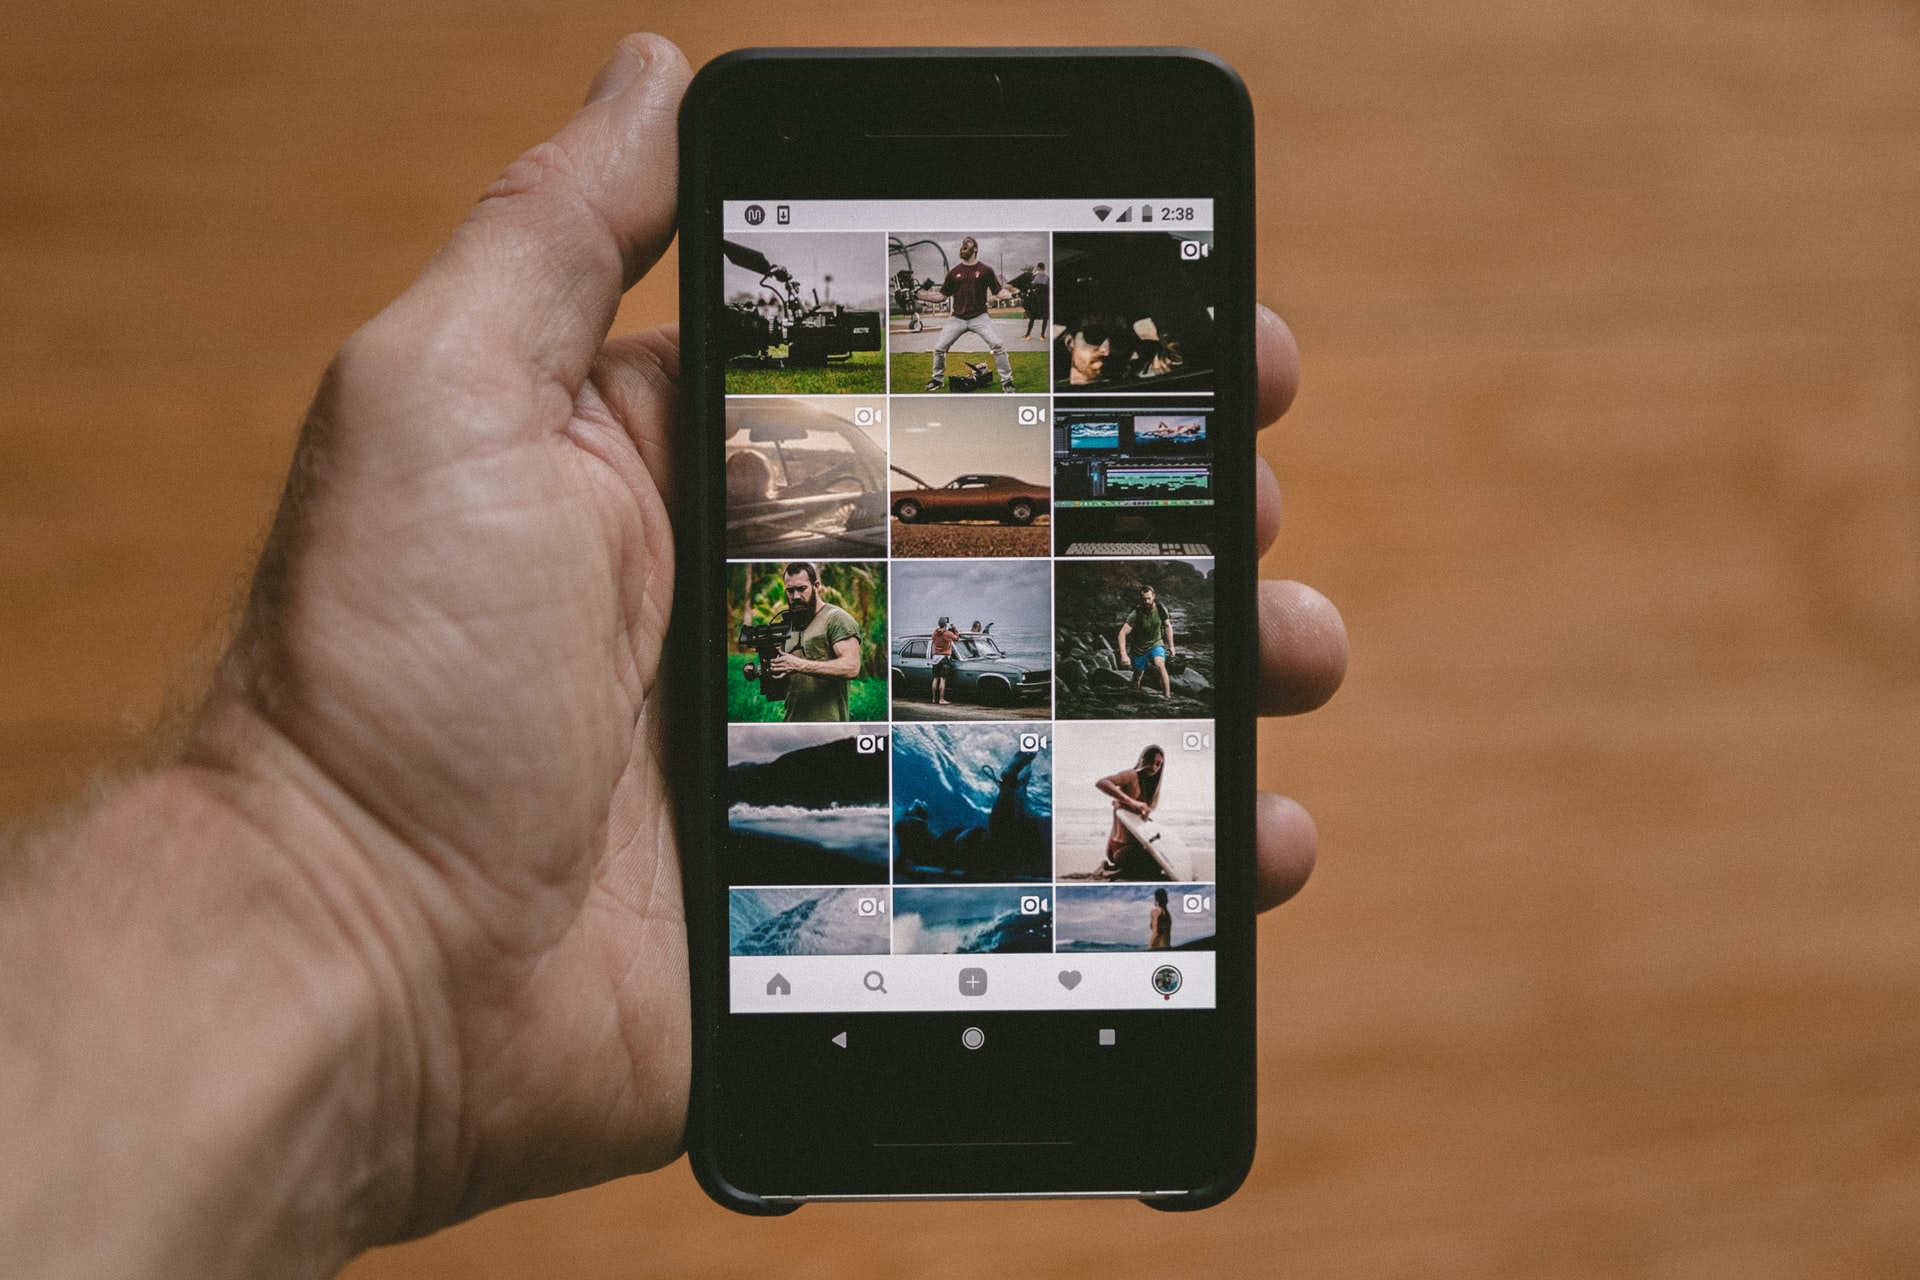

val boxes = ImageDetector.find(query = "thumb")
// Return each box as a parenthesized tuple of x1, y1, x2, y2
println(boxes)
(361, 35, 691, 426)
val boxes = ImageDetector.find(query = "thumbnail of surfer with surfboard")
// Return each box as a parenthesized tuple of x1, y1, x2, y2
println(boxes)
(1094, 744, 1184, 881)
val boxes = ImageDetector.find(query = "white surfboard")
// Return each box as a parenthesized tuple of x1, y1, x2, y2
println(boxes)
(1114, 809, 1193, 883)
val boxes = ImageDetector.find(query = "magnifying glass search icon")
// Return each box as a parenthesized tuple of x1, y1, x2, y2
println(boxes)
(863, 970, 887, 994)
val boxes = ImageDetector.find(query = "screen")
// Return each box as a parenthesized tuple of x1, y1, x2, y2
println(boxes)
(717, 200, 1218, 1015)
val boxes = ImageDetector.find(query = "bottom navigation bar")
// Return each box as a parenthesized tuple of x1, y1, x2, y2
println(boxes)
(731, 952, 1215, 1014)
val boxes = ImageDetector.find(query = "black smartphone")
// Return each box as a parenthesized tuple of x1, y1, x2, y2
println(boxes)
(675, 48, 1258, 1211)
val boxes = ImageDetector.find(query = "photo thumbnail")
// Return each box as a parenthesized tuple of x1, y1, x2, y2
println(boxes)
(721, 231, 885, 395)
(730, 887, 892, 956)
(1052, 720, 1216, 882)
(887, 231, 1050, 394)
(1054, 559, 1215, 719)
(889, 559, 1051, 719)
(726, 397, 887, 560)
(892, 722, 1052, 883)
(888, 396, 1052, 558)
(1052, 231, 1216, 391)
(1056, 884, 1216, 952)
(893, 886, 1053, 955)
(727, 561, 887, 723)
(1051, 398, 1214, 556)
(726, 723, 892, 886)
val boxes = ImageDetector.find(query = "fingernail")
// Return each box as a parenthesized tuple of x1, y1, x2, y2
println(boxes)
(584, 39, 648, 106)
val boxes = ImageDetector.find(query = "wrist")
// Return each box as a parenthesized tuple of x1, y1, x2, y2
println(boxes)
(0, 715, 440, 1278)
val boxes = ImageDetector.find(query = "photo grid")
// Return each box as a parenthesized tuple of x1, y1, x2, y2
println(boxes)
(722, 219, 1220, 988)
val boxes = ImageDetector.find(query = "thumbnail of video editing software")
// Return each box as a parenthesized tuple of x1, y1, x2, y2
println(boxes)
(1052, 398, 1214, 556)
(717, 202, 1222, 1014)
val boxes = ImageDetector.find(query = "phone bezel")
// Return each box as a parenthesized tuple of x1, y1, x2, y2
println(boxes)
(675, 47, 1259, 1212)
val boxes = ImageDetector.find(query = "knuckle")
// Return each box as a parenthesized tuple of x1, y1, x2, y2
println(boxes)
(478, 139, 579, 209)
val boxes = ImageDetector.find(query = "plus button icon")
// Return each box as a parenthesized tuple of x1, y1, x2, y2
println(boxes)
(957, 967, 988, 997)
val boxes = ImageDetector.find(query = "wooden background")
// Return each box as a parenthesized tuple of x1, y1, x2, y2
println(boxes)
(4, 1, 1917, 1275)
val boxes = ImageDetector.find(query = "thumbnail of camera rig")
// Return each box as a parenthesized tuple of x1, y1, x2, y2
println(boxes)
(888, 236, 948, 334)
(736, 616, 793, 703)
(720, 241, 883, 368)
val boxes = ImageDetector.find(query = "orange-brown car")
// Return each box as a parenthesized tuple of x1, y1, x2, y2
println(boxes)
(889, 470, 1050, 527)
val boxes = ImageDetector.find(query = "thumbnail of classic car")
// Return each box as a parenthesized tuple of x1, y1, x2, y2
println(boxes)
(888, 468, 1050, 526)
(891, 630, 1052, 706)
(725, 399, 888, 557)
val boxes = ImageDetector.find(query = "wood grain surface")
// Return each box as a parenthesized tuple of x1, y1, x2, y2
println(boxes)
(4, 2, 1917, 1276)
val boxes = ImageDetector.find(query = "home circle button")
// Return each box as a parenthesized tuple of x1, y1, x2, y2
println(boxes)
(961, 1026, 985, 1051)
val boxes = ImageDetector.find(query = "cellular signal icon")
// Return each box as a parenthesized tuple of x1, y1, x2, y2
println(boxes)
(1092, 204, 1112, 222)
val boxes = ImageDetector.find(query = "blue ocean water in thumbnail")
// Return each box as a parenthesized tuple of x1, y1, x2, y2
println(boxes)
(891, 725, 1052, 837)
(728, 804, 890, 864)
(1054, 883, 1215, 951)
(1069, 420, 1121, 449)
(897, 905, 1051, 954)
(972, 626, 1049, 663)
(730, 887, 888, 956)
(893, 887, 1052, 954)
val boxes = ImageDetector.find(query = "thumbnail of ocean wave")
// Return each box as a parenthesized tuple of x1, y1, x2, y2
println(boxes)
(895, 724, 1051, 831)
(895, 905, 1052, 954)
(729, 804, 891, 858)
(730, 888, 887, 956)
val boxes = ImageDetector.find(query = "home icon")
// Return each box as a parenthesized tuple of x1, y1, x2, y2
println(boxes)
(766, 973, 791, 996)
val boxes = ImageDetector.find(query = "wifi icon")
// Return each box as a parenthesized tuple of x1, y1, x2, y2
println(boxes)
(1092, 205, 1112, 222)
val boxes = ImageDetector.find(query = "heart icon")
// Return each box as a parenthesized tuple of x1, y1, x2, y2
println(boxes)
(1057, 970, 1083, 990)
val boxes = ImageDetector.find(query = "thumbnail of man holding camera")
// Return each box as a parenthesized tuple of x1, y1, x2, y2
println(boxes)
(923, 236, 1016, 393)
(768, 562, 863, 721)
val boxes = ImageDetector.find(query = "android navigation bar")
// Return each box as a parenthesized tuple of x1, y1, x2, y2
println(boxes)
(725, 200, 1213, 233)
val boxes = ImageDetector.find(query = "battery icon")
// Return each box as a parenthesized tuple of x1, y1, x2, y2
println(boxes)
(1141, 203, 1154, 223)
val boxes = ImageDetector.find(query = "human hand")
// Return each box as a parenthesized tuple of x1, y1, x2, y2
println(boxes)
(176, 28, 1340, 1249)
(187, 33, 701, 1238)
